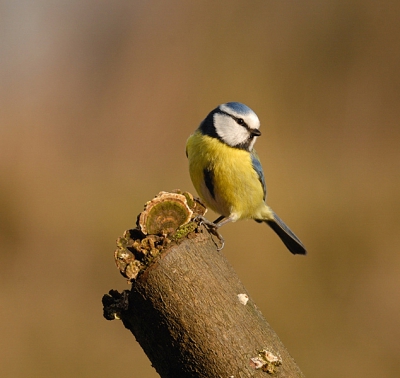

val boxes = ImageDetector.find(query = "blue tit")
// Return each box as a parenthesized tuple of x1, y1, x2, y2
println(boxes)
(186, 102, 306, 255)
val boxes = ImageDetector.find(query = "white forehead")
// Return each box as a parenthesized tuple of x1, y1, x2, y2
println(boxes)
(219, 102, 260, 129)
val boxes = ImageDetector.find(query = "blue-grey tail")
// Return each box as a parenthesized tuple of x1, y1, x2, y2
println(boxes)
(264, 212, 306, 255)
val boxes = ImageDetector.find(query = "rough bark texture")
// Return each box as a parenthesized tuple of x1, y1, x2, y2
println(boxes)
(104, 227, 305, 378)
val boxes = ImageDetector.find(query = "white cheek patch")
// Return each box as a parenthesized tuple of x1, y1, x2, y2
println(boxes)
(214, 113, 250, 147)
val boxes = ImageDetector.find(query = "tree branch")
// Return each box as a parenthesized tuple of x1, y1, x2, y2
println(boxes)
(102, 191, 305, 378)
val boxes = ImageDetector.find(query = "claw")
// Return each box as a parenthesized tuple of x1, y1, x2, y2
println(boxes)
(194, 215, 225, 250)
(216, 237, 225, 251)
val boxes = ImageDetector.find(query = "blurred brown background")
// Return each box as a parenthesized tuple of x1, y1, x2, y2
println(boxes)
(1, 1, 399, 377)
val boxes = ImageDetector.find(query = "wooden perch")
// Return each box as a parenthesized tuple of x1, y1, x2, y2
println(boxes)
(102, 191, 305, 378)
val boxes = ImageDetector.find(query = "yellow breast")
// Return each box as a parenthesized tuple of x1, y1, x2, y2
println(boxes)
(186, 131, 265, 220)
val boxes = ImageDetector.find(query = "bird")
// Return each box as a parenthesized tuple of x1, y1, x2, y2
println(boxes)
(186, 102, 306, 255)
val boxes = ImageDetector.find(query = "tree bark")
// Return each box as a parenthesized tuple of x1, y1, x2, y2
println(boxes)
(103, 226, 305, 378)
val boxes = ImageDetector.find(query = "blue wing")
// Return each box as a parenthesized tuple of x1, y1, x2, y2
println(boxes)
(251, 150, 267, 201)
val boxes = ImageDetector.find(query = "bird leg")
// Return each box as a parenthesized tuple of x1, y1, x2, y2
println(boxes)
(214, 216, 234, 228)
(194, 215, 225, 250)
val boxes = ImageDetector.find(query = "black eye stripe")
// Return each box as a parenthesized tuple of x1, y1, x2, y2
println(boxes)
(219, 110, 249, 129)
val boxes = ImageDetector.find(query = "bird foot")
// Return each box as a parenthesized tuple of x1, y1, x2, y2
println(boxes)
(194, 215, 225, 250)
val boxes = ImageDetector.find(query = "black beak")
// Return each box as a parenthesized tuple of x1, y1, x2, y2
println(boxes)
(251, 129, 261, 137)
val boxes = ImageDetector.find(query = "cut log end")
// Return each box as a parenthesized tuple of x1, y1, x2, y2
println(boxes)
(114, 190, 207, 281)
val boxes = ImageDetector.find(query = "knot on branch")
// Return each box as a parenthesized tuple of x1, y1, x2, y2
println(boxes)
(102, 289, 130, 320)
(114, 190, 206, 282)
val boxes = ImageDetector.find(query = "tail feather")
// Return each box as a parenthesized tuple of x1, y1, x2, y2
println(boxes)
(265, 212, 306, 255)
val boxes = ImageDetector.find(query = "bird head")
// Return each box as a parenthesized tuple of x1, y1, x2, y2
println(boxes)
(199, 102, 261, 151)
